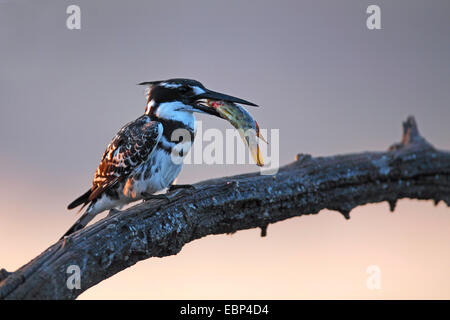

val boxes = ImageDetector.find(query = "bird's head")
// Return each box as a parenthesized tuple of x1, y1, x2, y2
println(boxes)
(139, 78, 257, 121)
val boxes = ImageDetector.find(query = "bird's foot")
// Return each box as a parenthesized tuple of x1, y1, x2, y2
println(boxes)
(168, 184, 196, 192)
(107, 208, 123, 217)
(141, 192, 170, 202)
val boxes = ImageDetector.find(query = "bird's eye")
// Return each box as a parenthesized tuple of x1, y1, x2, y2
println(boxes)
(179, 86, 190, 93)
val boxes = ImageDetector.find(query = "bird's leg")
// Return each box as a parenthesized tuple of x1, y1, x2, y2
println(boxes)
(141, 192, 170, 202)
(107, 208, 123, 217)
(168, 184, 196, 192)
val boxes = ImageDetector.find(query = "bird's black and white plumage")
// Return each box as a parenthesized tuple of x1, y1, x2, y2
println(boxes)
(62, 78, 257, 238)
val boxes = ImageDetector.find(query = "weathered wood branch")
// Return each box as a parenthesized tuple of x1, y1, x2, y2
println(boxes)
(0, 116, 449, 299)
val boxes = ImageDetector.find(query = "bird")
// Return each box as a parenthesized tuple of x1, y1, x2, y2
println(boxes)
(62, 78, 257, 239)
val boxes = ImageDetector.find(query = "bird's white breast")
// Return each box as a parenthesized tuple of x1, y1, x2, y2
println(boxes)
(123, 143, 191, 199)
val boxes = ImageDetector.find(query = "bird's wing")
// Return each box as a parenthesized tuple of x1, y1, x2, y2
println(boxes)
(89, 115, 163, 201)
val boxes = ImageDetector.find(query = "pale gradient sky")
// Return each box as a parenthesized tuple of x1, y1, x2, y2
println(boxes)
(0, 0, 449, 299)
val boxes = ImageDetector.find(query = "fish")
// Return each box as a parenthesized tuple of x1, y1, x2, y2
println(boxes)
(206, 99, 267, 166)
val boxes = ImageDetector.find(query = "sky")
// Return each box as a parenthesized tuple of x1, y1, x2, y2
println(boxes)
(0, 0, 449, 299)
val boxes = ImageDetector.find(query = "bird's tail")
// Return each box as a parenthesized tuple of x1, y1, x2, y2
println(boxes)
(60, 205, 96, 240)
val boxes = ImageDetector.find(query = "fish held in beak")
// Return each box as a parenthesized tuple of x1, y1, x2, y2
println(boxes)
(206, 100, 267, 167)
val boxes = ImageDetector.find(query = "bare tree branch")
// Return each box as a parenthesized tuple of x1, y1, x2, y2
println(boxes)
(0, 116, 449, 300)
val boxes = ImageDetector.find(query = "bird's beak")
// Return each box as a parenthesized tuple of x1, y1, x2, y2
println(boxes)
(196, 89, 258, 107)
(193, 89, 258, 118)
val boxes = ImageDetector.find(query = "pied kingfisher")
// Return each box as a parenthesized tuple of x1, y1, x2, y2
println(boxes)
(62, 78, 257, 238)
